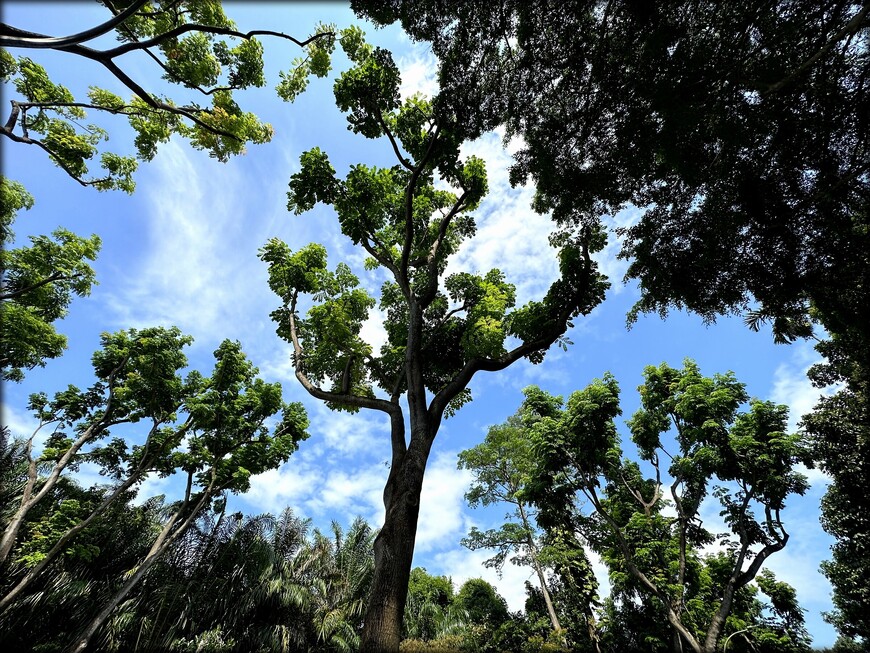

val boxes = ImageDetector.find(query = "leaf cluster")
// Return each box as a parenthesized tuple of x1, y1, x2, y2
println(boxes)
(2, 3, 336, 190)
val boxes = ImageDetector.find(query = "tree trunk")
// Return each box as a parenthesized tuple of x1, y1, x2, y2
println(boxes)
(0, 474, 139, 611)
(65, 480, 209, 653)
(517, 502, 562, 634)
(359, 435, 430, 653)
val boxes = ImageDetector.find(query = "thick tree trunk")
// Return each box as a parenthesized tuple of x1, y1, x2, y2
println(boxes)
(359, 435, 430, 652)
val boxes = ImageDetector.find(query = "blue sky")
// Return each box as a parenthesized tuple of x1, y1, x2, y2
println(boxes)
(1, 2, 838, 646)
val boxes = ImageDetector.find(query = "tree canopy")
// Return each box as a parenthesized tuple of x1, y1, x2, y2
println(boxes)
(521, 360, 810, 653)
(261, 28, 608, 652)
(0, 177, 101, 381)
(350, 2, 870, 641)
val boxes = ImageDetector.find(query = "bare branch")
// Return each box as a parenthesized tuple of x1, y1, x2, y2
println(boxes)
(0, 0, 149, 48)
(400, 124, 441, 283)
(376, 112, 414, 170)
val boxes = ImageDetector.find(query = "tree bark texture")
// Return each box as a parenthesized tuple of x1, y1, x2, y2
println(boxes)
(359, 429, 431, 652)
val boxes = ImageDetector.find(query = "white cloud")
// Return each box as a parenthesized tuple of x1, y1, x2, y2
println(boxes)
(308, 401, 392, 459)
(312, 464, 387, 520)
(102, 140, 290, 351)
(447, 130, 559, 306)
(1, 402, 41, 442)
(244, 461, 327, 514)
(416, 451, 475, 553)
(769, 342, 839, 487)
(769, 344, 830, 433)
(360, 305, 390, 354)
(396, 44, 439, 101)
(432, 546, 533, 611)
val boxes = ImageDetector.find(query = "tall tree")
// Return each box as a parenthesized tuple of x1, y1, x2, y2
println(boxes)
(350, 4, 870, 638)
(523, 361, 809, 653)
(352, 0, 868, 348)
(0, 329, 309, 652)
(261, 31, 608, 652)
(457, 414, 563, 637)
(802, 349, 870, 643)
(66, 338, 309, 652)
(0, 325, 193, 567)
(1, 0, 336, 192)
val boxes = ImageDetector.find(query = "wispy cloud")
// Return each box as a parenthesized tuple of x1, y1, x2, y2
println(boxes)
(447, 130, 559, 306)
(101, 140, 299, 359)
(396, 43, 439, 101)
(769, 341, 839, 487)
(1, 402, 40, 441)
(769, 342, 834, 433)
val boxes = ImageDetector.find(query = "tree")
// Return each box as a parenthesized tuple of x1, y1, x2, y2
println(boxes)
(0, 483, 167, 653)
(1, 0, 336, 191)
(307, 518, 377, 651)
(0, 176, 100, 381)
(802, 349, 870, 644)
(0, 325, 194, 568)
(457, 414, 563, 636)
(260, 31, 609, 652)
(453, 578, 511, 652)
(66, 337, 309, 652)
(403, 567, 466, 643)
(350, 3, 869, 636)
(523, 360, 809, 653)
(0, 328, 309, 651)
(352, 0, 868, 346)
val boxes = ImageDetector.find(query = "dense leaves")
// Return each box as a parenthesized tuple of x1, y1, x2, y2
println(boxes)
(520, 361, 809, 653)
(0, 328, 308, 650)
(0, 176, 101, 381)
(350, 4, 869, 641)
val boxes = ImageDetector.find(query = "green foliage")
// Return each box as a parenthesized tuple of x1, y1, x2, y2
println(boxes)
(263, 28, 608, 422)
(276, 23, 340, 102)
(458, 415, 548, 572)
(520, 361, 807, 653)
(14, 499, 100, 568)
(0, 176, 100, 381)
(2, 5, 336, 190)
(1, 499, 377, 653)
(455, 578, 509, 629)
(404, 567, 464, 642)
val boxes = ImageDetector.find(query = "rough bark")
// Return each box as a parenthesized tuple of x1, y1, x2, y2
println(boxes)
(359, 431, 432, 653)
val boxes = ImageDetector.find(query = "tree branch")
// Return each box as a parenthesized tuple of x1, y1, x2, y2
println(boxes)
(102, 24, 331, 59)
(0, 124, 117, 189)
(376, 112, 413, 170)
(285, 294, 400, 418)
(400, 124, 441, 283)
(428, 306, 573, 425)
(0, 271, 70, 301)
(764, 4, 869, 95)
(0, 0, 149, 48)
